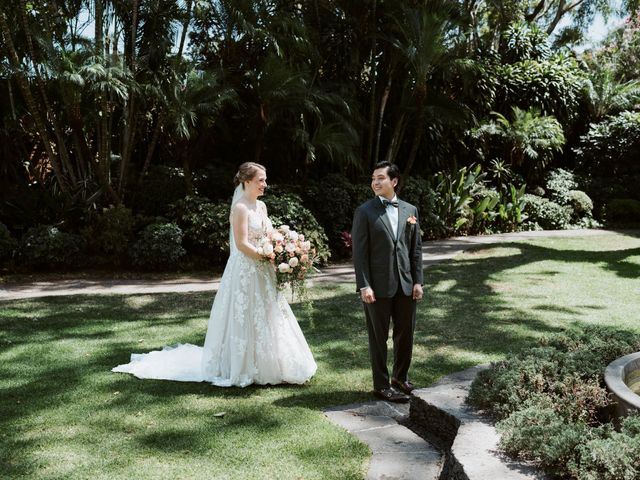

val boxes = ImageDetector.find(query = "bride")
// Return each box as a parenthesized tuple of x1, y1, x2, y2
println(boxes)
(112, 162, 317, 387)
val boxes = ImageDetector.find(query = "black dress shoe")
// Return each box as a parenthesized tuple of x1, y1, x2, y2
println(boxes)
(391, 379, 416, 395)
(373, 387, 410, 403)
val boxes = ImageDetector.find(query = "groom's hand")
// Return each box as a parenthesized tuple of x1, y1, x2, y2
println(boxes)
(361, 287, 376, 304)
(412, 284, 423, 301)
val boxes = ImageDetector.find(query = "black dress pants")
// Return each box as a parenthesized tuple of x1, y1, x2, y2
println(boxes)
(363, 289, 416, 390)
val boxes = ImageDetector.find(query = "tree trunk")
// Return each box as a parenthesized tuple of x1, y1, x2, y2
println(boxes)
(119, 0, 139, 198)
(366, 0, 378, 168)
(374, 72, 393, 166)
(19, 2, 77, 186)
(385, 112, 406, 164)
(7, 78, 16, 121)
(139, 116, 163, 183)
(0, 12, 69, 194)
(177, 0, 192, 58)
(402, 113, 426, 180)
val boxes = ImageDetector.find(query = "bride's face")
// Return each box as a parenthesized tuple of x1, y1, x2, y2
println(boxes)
(245, 170, 267, 197)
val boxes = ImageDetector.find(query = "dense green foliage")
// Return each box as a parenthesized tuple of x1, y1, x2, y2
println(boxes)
(2, 1, 640, 270)
(19, 226, 85, 269)
(0, 223, 17, 263)
(469, 326, 640, 479)
(129, 222, 186, 269)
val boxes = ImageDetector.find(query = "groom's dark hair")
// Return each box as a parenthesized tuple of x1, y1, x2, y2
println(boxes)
(374, 161, 400, 184)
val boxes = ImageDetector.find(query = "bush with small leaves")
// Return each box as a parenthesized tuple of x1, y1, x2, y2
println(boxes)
(0, 223, 18, 263)
(567, 190, 594, 217)
(129, 222, 186, 269)
(19, 225, 85, 269)
(498, 402, 589, 475)
(545, 168, 578, 205)
(169, 196, 230, 264)
(469, 326, 640, 479)
(570, 416, 640, 480)
(523, 194, 571, 229)
(83, 205, 135, 264)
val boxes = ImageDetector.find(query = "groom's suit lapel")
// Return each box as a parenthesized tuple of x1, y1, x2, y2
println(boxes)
(396, 200, 409, 241)
(373, 199, 396, 242)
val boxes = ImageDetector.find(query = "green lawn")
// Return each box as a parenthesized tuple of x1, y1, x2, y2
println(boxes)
(1, 232, 639, 479)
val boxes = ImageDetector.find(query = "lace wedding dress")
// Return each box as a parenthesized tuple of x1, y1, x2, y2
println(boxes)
(112, 201, 317, 387)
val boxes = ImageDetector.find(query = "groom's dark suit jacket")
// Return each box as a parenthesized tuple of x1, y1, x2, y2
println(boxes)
(352, 197, 423, 298)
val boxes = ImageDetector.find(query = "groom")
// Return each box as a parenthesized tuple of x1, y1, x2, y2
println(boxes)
(352, 161, 424, 403)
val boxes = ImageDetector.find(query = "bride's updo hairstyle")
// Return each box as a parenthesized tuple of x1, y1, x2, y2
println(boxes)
(234, 162, 266, 189)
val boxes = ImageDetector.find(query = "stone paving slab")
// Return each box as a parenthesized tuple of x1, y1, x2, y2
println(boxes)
(325, 401, 443, 480)
(411, 366, 549, 480)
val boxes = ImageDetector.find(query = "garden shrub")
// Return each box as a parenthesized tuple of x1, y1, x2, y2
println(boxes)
(544, 168, 578, 205)
(605, 198, 640, 223)
(133, 166, 189, 216)
(523, 194, 571, 230)
(0, 222, 18, 263)
(263, 193, 330, 265)
(303, 175, 355, 253)
(567, 190, 593, 216)
(570, 416, 640, 480)
(575, 111, 640, 178)
(19, 225, 85, 268)
(168, 196, 230, 264)
(129, 222, 186, 269)
(468, 325, 640, 479)
(83, 205, 134, 263)
(498, 402, 589, 475)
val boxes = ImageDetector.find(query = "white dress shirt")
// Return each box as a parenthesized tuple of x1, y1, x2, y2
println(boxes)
(379, 195, 398, 239)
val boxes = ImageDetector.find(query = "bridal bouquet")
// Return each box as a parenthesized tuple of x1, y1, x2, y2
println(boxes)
(257, 225, 316, 295)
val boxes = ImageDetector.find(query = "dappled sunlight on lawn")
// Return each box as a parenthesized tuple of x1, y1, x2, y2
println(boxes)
(1, 232, 639, 478)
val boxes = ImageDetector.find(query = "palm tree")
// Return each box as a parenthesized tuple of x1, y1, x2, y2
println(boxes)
(584, 64, 640, 121)
(385, 1, 472, 176)
(474, 106, 565, 180)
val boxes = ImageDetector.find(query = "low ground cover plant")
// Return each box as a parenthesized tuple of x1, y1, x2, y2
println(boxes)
(469, 326, 640, 479)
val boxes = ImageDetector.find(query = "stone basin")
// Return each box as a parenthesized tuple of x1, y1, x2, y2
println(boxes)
(605, 352, 640, 417)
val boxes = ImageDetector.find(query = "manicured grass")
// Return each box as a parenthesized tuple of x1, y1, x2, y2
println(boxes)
(1, 231, 639, 479)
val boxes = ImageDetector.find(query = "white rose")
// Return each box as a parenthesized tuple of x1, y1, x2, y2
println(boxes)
(288, 257, 299, 268)
(289, 231, 299, 241)
(257, 247, 264, 255)
(279, 225, 290, 233)
(302, 241, 311, 251)
(285, 242, 296, 253)
(263, 243, 274, 255)
(278, 263, 292, 273)
(273, 232, 284, 242)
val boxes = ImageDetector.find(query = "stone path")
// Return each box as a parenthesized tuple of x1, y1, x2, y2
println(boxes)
(0, 229, 622, 479)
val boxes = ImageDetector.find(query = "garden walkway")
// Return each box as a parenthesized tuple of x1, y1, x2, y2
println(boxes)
(0, 229, 619, 479)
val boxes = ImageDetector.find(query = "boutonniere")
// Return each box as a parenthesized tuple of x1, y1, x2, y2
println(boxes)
(407, 215, 417, 225)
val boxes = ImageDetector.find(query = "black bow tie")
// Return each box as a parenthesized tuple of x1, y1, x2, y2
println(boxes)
(382, 199, 398, 208)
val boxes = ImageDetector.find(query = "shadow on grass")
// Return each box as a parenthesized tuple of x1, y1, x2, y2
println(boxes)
(1, 234, 639, 476)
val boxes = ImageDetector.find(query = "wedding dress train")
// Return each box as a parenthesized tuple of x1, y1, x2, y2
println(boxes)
(112, 208, 317, 387)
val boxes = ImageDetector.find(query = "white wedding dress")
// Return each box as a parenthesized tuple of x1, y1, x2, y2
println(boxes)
(112, 204, 317, 387)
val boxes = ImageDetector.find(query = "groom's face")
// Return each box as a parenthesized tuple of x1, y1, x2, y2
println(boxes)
(371, 167, 397, 200)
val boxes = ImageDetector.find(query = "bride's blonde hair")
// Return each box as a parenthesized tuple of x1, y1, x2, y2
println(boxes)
(234, 162, 266, 188)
